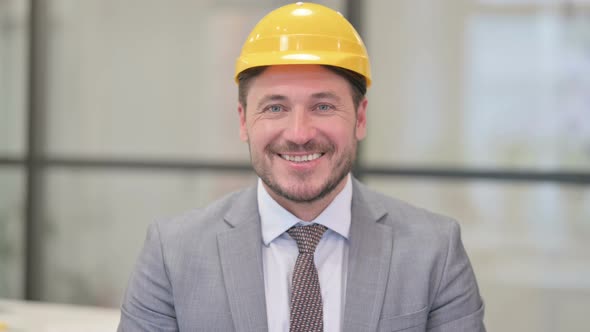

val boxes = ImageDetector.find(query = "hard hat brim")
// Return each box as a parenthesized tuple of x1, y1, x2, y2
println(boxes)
(235, 51, 371, 86)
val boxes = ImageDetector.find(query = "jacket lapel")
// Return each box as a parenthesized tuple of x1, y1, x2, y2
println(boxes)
(218, 188, 268, 332)
(343, 180, 393, 332)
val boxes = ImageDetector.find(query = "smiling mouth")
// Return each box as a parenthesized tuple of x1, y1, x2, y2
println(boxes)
(279, 153, 323, 163)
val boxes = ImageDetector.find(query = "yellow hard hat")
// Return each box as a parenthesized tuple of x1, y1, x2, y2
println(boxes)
(235, 2, 371, 86)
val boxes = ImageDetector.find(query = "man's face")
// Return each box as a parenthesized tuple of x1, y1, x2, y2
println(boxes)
(238, 65, 367, 204)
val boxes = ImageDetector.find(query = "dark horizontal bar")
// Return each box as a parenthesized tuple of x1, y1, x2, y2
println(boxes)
(46, 157, 255, 173)
(0, 156, 589, 184)
(0, 156, 252, 172)
(0, 156, 23, 166)
(363, 166, 590, 185)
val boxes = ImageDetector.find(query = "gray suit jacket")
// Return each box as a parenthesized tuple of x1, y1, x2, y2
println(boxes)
(118, 179, 485, 331)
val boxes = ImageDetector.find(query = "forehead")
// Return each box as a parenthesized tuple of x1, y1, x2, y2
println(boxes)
(247, 65, 352, 99)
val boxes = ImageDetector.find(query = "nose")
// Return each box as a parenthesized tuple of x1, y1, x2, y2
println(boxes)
(283, 108, 316, 145)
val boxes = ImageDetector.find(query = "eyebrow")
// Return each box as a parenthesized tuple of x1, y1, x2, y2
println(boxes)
(255, 91, 342, 110)
(310, 91, 342, 102)
(256, 94, 288, 110)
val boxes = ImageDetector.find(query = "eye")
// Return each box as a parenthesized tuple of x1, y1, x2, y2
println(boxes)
(316, 104, 333, 112)
(266, 105, 284, 113)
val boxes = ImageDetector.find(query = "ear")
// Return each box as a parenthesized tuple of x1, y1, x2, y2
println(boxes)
(355, 97, 368, 141)
(238, 102, 248, 142)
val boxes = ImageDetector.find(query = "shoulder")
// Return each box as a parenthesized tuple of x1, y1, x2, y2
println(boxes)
(353, 181, 485, 328)
(353, 179, 460, 244)
(151, 186, 257, 242)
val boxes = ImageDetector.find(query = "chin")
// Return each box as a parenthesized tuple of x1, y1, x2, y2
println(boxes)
(277, 182, 331, 203)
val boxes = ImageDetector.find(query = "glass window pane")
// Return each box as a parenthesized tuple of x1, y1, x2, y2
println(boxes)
(363, 1, 590, 171)
(43, 0, 344, 161)
(39, 169, 256, 307)
(364, 176, 590, 332)
(0, 1, 28, 156)
(0, 169, 25, 299)
(463, 11, 590, 172)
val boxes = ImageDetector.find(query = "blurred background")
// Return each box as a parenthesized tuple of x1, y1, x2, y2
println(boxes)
(0, 0, 589, 331)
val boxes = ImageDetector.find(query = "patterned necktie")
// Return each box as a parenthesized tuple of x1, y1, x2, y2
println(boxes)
(287, 224, 328, 332)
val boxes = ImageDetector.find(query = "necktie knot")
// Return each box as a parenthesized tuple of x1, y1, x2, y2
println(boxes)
(287, 224, 327, 254)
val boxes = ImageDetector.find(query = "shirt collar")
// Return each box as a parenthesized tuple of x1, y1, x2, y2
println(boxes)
(258, 175, 352, 246)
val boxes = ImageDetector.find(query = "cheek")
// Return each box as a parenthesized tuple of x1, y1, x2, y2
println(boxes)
(247, 122, 279, 148)
(319, 128, 355, 152)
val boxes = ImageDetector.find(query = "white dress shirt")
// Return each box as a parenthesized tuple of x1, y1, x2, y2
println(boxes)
(258, 175, 352, 332)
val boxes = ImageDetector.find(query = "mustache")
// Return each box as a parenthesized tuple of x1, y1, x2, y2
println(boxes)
(267, 140, 335, 154)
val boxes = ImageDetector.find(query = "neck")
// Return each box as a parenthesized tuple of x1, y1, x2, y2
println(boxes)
(264, 177, 348, 221)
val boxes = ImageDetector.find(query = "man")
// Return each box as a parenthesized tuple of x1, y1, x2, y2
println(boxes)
(118, 2, 485, 331)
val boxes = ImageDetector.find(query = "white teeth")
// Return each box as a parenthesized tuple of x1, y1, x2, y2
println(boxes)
(281, 153, 322, 163)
